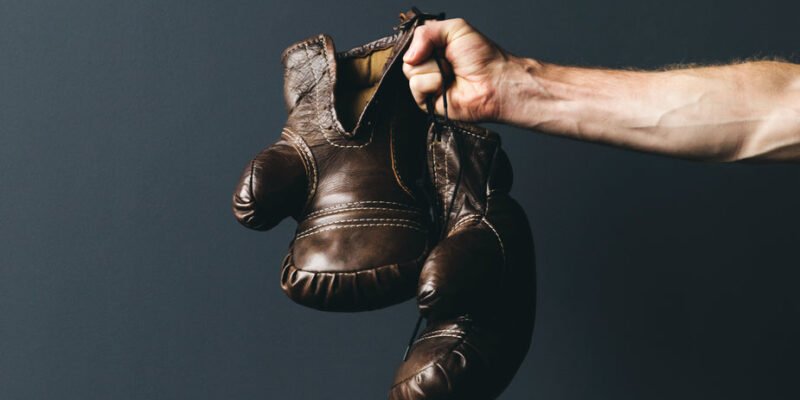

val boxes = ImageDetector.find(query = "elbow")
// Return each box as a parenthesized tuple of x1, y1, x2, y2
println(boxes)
(727, 110, 800, 163)
(729, 76, 800, 162)
(722, 61, 800, 162)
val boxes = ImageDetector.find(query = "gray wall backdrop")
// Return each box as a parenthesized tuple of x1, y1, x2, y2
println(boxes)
(2, 0, 798, 399)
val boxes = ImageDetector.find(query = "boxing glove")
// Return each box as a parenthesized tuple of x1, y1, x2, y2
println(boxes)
(388, 118, 537, 399)
(232, 12, 435, 311)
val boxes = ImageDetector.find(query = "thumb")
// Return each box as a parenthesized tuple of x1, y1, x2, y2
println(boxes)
(417, 226, 501, 320)
(232, 139, 307, 231)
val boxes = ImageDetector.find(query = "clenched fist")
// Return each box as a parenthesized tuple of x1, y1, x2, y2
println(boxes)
(402, 18, 522, 123)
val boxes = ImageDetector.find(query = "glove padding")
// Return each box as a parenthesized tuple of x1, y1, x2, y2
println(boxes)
(232, 27, 432, 312)
(389, 121, 536, 399)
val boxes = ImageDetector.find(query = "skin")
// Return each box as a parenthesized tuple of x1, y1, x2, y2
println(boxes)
(402, 18, 800, 162)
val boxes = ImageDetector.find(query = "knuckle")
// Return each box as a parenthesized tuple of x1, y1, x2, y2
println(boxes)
(408, 75, 425, 92)
(402, 62, 413, 75)
(412, 93, 426, 109)
(429, 73, 442, 88)
(448, 18, 473, 38)
(408, 76, 420, 91)
(451, 17, 469, 29)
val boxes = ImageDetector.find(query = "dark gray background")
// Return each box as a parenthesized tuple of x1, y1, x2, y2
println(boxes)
(2, 0, 798, 399)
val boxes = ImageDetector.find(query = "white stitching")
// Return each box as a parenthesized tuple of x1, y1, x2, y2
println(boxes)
(390, 118, 414, 196)
(296, 223, 426, 239)
(452, 124, 495, 141)
(297, 38, 371, 149)
(430, 138, 442, 223)
(296, 217, 423, 236)
(318, 35, 373, 149)
(285, 237, 431, 274)
(322, 122, 374, 148)
(436, 139, 447, 225)
(417, 329, 465, 338)
(283, 128, 317, 210)
(445, 130, 452, 181)
(450, 215, 481, 232)
(442, 130, 454, 225)
(480, 218, 506, 262)
(280, 34, 323, 63)
(413, 333, 464, 344)
(283, 130, 314, 193)
(304, 207, 422, 220)
(304, 200, 419, 218)
(444, 129, 451, 194)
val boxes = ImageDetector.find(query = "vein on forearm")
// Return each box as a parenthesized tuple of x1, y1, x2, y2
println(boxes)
(506, 59, 800, 162)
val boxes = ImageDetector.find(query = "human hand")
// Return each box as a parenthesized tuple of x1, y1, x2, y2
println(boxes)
(402, 18, 517, 123)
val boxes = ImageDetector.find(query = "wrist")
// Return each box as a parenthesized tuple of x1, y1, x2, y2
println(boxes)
(492, 55, 549, 127)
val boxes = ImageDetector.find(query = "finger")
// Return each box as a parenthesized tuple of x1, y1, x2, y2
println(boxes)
(408, 72, 443, 109)
(402, 18, 469, 65)
(402, 58, 441, 80)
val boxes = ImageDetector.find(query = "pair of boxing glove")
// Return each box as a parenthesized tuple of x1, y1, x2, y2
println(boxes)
(231, 8, 535, 399)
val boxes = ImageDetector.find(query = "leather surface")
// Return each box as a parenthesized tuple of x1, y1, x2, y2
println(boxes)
(232, 7, 536, 396)
(232, 15, 432, 311)
(389, 121, 537, 400)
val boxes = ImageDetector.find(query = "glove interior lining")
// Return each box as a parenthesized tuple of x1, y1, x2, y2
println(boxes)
(334, 47, 394, 132)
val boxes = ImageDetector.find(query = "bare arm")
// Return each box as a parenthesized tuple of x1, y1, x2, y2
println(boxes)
(403, 18, 800, 162)
(500, 58, 800, 161)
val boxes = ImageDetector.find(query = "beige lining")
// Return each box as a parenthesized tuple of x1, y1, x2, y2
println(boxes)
(334, 47, 393, 132)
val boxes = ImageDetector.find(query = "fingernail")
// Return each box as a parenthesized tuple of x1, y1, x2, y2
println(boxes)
(404, 49, 415, 61)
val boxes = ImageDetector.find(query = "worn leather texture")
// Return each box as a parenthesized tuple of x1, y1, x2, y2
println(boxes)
(389, 120, 537, 400)
(232, 8, 536, 397)
(231, 14, 433, 311)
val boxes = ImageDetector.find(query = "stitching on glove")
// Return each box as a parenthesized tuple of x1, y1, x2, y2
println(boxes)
(336, 33, 401, 59)
(322, 123, 375, 148)
(417, 329, 466, 339)
(450, 215, 482, 233)
(304, 200, 421, 218)
(413, 333, 464, 342)
(244, 158, 259, 221)
(283, 129, 318, 210)
(391, 335, 480, 388)
(480, 218, 506, 262)
(296, 217, 424, 236)
(431, 139, 445, 226)
(303, 206, 422, 220)
(319, 35, 374, 148)
(284, 240, 428, 275)
(299, 217, 423, 231)
(444, 131, 452, 210)
(294, 37, 372, 148)
(390, 119, 415, 197)
(280, 34, 323, 63)
(451, 124, 497, 142)
(285, 231, 430, 289)
(296, 222, 426, 239)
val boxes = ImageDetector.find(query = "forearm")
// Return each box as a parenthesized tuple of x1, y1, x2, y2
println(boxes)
(497, 57, 800, 162)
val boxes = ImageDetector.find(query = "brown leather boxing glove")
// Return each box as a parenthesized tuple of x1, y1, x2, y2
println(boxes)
(231, 13, 434, 312)
(388, 94, 537, 399)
